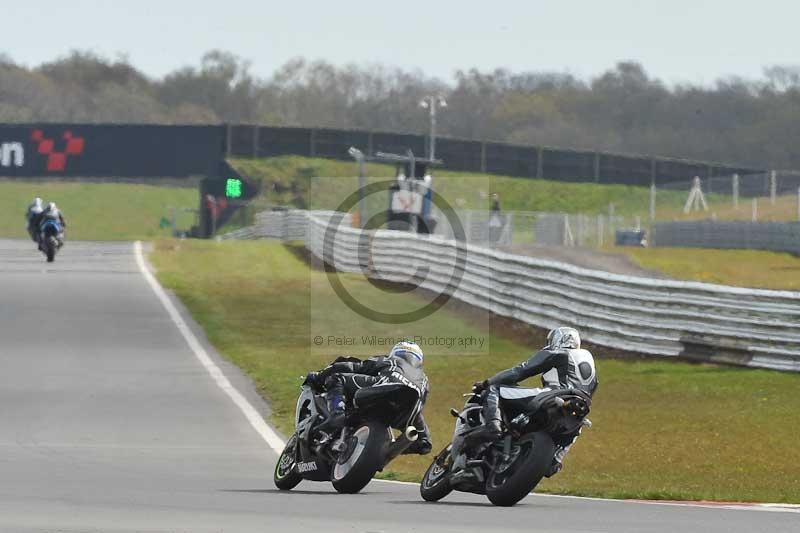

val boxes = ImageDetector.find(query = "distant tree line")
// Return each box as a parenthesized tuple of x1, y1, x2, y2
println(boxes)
(1, 50, 799, 169)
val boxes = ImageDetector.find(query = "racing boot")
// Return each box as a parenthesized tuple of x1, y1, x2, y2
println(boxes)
(470, 385, 503, 442)
(469, 418, 503, 442)
(317, 393, 346, 432)
(404, 436, 433, 455)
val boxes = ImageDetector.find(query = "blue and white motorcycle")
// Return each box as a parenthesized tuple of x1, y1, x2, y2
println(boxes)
(38, 219, 64, 263)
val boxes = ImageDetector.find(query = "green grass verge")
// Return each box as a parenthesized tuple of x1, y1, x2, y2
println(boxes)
(150, 239, 800, 503)
(0, 181, 197, 240)
(615, 246, 800, 290)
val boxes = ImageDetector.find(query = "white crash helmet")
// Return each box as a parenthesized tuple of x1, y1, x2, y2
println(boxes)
(547, 327, 581, 351)
(389, 341, 424, 368)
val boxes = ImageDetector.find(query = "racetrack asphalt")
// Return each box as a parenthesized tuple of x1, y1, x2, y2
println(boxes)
(0, 239, 796, 533)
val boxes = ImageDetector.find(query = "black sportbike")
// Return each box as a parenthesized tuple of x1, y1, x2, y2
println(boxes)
(420, 387, 591, 506)
(274, 372, 424, 494)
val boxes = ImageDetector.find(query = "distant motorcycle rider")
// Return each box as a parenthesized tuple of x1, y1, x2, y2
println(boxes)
(308, 341, 433, 455)
(470, 327, 598, 476)
(40, 202, 66, 229)
(38, 202, 66, 249)
(25, 197, 44, 241)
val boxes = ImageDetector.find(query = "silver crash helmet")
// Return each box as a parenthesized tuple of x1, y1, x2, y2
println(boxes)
(547, 327, 581, 350)
(389, 341, 424, 368)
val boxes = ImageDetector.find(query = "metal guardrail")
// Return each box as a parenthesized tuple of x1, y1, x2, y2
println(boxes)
(222, 209, 800, 372)
(219, 210, 346, 241)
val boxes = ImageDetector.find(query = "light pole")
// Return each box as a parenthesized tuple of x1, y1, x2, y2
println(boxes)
(420, 95, 447, 160)
(348, 147, 366, 228)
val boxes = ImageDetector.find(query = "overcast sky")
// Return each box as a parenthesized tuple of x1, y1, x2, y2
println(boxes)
(5, 0, 799, 85)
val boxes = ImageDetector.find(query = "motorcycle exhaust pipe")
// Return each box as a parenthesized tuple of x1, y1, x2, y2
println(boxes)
(381, 426, 419, 469)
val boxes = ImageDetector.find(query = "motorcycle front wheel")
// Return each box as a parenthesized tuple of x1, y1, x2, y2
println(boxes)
(274, 434, 302, 490)
(485, 432, 554, 507)
(420, 444, 454, 502)
(331, 420, 388, 494)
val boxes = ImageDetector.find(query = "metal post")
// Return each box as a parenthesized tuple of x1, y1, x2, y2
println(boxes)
(770, 170, 777, 205)
(608, 203, 615, 243)
(421, 96, 445, 160)
(649, 183, 656, 221)
(348, 147, 368, 229)
(732, 174, 739, 209)
(752, 198, 758, 222)
(480, 142, 487, 173)
(429, 100, 437, 160)
(597, 214, 604, 247)
(358, 158, 366, 229)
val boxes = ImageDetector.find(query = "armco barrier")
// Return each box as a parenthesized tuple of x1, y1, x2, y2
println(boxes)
(222, 209, 800, 372)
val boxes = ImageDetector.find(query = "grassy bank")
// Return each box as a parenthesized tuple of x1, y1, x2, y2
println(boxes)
(0, 180, 197, 240)
(151, 239, 800, 503)
(231, 156, 800, 223)
(230, 156, 689, 216)
(615, 246, 800, 290)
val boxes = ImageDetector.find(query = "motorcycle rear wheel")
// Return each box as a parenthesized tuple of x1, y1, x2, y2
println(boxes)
(331, 420, 387, 494)
(274, 434, 302, 491)
(485, 432, 554, 507)
(420, 444, 454, 502)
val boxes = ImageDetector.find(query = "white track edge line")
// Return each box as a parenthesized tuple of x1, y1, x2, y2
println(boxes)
(134, 241, 285, 455)
(133, 242, 798, 514)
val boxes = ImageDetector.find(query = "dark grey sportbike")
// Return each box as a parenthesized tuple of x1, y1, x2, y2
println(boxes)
(420, 387, 591, 507)
(274, 372, 424, 494)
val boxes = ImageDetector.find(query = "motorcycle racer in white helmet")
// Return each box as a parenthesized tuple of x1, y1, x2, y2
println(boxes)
(308, 340, 432, 455)
(469, 327, 597, 476)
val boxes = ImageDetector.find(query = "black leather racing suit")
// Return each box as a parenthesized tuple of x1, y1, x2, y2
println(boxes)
(316, 355, 431, 449)
(482, 347, 598, 425)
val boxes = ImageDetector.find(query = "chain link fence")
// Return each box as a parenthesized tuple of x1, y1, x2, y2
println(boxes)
(654, 170, 800, 222)
(385, 207, 641, 249)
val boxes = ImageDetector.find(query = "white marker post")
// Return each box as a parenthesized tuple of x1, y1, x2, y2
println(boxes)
(770, 170, 777, 205)
(769, 170, 778, 205)
(732, 174, 739, 209)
